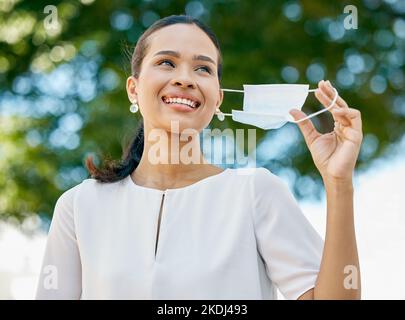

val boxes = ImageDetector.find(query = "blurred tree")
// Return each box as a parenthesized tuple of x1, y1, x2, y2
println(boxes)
(0, 0, 404, 223)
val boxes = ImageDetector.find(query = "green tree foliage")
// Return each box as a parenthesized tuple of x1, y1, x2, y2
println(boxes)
(0, 0, 404, 222)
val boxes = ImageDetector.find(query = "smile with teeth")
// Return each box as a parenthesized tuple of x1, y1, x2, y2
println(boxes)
(162, 96, 200, 109)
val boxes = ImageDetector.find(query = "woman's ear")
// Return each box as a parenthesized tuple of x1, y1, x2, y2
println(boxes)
(216, 88, 224, 108)
(126, 76, 138, 102)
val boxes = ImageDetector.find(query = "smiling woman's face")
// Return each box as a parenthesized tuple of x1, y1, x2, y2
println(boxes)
(127, 23, 223, 134)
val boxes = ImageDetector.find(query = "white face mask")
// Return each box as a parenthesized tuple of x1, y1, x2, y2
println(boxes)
(220, 84, 338, 130)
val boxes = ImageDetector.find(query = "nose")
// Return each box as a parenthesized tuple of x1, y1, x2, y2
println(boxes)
(170, 70, 196, 89)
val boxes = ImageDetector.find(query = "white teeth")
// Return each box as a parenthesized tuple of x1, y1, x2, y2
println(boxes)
(164, 96, 198, 108)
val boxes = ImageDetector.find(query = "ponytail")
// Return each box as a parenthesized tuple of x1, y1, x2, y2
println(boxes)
(85, 120, 144, 183)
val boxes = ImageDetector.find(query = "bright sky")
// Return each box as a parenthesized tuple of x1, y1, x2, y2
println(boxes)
(0, 142, 404, 299)
(300, 150, 405, 299)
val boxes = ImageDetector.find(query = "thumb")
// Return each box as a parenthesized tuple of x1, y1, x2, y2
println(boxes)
(289, 108, 307, 121)
(288, 109, 321, 146)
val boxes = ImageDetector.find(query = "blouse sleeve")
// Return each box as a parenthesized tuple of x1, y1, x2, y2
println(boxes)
(35, 184, 82, 300)
(252, 168, 324, 300)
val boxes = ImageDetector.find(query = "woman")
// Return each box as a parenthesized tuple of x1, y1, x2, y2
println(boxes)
(36, 15, 362, 300)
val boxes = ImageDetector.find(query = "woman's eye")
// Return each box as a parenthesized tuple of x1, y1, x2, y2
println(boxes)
(158, 59, 175, 67)
(197, 66, 211, 74)
(158, 59, 211, 74)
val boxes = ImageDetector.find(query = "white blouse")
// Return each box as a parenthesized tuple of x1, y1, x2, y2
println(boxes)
(35, 167, 324, 300)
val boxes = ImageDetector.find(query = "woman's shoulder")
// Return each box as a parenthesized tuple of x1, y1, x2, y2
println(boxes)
(252, 167, 287, 186)
(226, 167, 291, 201)
(55, 176, 128, 207)
(217, 167, 289, 200)
(227, 166, 285, 186)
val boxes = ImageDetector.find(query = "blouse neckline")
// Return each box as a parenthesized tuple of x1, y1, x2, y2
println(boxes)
(126, 168, 232, 194)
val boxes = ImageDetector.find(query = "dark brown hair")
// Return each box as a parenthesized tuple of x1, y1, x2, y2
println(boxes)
(85, 15, 223, 183)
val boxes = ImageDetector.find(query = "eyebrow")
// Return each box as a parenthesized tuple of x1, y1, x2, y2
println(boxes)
(153, 50, 216, 65)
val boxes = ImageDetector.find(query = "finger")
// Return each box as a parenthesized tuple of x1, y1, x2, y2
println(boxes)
(331, 110, 351, 126)
(319, 80, 349, 109)
(319, 80, 347, 108)
(316, 83, 360, 128)
(315, 86, 349, 128)
(314, 88, 339, 113)
(332, 108, 362, 132)
(334, 122, 345, 142)
(337, 123, 363, 144)
(289, 109, 321, 146)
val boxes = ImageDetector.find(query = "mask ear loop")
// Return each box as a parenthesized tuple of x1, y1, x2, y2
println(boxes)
(219, 88, 339, 120)
(290, 88, 338, 123)
(221, 89, 244, 93)
(220, 88, 244, 117)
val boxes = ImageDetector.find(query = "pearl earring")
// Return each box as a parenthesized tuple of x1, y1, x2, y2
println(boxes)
(129, 99, 139, 113)
(215, 108, 225, 121)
